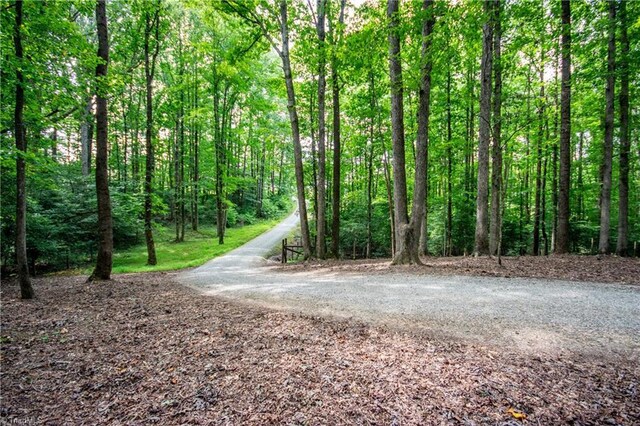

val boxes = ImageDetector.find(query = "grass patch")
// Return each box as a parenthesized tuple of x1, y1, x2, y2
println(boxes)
(109, 218, 284, 274)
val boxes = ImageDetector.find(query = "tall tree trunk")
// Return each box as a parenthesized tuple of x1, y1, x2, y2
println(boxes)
(315, 0, 327, 258)
(489, 0, 502, 256)
(542, 155, 549, 255)
(551, 41, 559, 250)
(144, 2, 160, 265)
(174, 115, 181, 240)
(556, 0, 571, 254)
(391, 0, 434, 264)
(13, 0, 34, 298)
(599, 1, 616, 254)
(617, 0, 630, 256)
(533, 50, 545, 256)
(89, 0, 113, 281)
(475, 0, 494, 256)
(330, 0, 345, 259)
(387, 0, 409, 263)
(577, 132, 584, 219)
(279, 0, 311, 258)
(80, 95, 94, 177)
(192, 62, 199, 231)
(309, 87, 318, 223)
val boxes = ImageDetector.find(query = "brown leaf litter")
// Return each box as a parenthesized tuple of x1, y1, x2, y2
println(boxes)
(1, 271, 638, 425)
(275, 255, 640, 285)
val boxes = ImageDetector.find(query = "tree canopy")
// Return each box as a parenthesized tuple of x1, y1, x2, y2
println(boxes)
(2, 0, 639, 287)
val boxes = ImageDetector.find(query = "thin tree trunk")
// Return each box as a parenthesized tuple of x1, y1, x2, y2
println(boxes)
(178, 36, 186, 242)
(13, 0, 34, 298)
(542, 155, 549, 256)
(330, 0, 345, 259)
(475, 0, 493, 256)
(80, 95, 94, 177)
(89, 0, 113, 281)
(577, 132, 584, 219)
(309, 87, 318, 225)
(617, 0, 630, 256)
(144, 2, 160, 265)
(489, 0, 502, 256)
(533, 50, 545, 256)
(51, 128, 58, 159)
(556, 0, 571, 254)
(599, 0, 616, 254)
(215, 85, 228, 244)
(315, 0, 327, 258)
(192, 62, 199, 231)
(551, 40, 559, 250)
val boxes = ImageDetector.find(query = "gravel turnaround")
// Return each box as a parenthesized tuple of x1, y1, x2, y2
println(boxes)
(179, 213, 640, 360)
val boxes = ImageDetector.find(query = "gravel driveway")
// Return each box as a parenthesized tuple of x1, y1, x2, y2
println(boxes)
(179, 213, 640, 359)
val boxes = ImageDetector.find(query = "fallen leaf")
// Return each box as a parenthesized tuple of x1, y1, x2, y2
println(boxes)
(507, 407, 527, 421)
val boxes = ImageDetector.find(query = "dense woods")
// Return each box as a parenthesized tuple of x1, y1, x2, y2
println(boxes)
(1, 0, 639, 291)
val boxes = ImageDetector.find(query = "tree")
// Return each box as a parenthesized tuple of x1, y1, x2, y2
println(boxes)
(616, 0, 630, 256)
(89, 0, 113, 281)
(315, 0, 327, 258)
(556, 0, 571, 254)
(387, 0, 434, 265)
(143, 0, 161, 265)
(598, 0, 616, 254)
(474, 0, 494, 256)
(533, 48, 545, 256)
(13, 0, 35, 299)
(330, 0, 346, 259)
(489, 0, 502, 256)
(387, 0, 408, 263)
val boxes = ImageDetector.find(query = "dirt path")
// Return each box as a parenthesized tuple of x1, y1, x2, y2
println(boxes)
(179, 216, 640, 360)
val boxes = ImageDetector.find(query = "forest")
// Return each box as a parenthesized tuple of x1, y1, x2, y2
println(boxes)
(2, 0, 638, 296)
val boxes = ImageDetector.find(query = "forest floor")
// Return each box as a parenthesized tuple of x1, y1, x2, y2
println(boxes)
(277, 254, 640, 285)
(2, 263, 639, 425)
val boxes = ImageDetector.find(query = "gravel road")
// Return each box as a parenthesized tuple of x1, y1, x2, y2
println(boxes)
(179, 213, 640, 359)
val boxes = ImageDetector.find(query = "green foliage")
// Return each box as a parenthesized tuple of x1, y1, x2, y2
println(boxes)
(2, 0, 639, 277)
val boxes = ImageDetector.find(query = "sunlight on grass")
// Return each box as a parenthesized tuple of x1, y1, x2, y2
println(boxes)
(109, 219, 283, 274)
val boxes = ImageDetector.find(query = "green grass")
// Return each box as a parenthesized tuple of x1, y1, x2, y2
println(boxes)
(108, 219, 283, 274)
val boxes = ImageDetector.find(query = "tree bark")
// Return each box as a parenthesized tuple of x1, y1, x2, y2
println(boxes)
(533, 50, 545, 256)
(89, 0, 113, 281)
(330, 0, 346, 259)
(387, 0, 409, 263)
(144, 2, 160, 265)
(13, 0, 34, 298)
(556, 0, 571, 254)
(489, 0, 502, 256)
(598, 0, 616, 254)
(192, 62, 199, 231)
(80, 95, 94, 177)
(474, 0, 494, 256)
(315, 0, 327, 258)
(617, 0, 630, 256)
